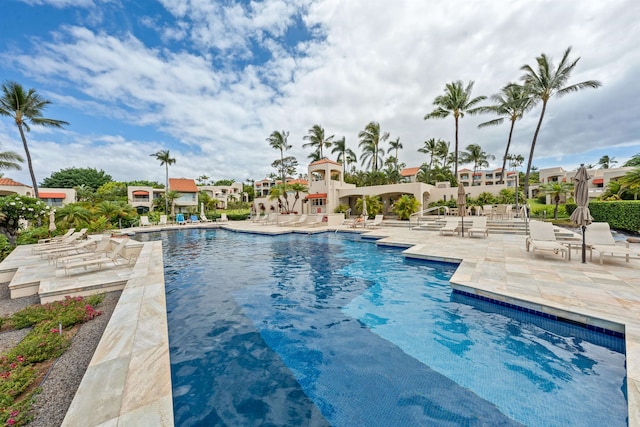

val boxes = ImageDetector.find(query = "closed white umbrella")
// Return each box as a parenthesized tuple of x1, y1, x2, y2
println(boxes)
(48, 209, 56, 235)
(570, 164, 593, 263)
(362, 196, 367, 227)
(200, 202, 205, 218)
(457, 184, 466, 237)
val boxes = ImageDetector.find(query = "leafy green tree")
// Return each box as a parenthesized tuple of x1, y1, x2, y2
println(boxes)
(0, 195, 50, 244)
(95, 181, 127, 202)
(618, 167, 640, 199)
(424, 80, 486, 177)
(289, 182, 308, 213)
(196, 175, 210, 185)
(303, 124, 333, 159)
(623, 154, 640, 167)
(519, 47, 602, 199)
(40, 167, 112, 189)
(126, 180, 164, 188)
(150, 149, 176, 214)
(331, 136, 357, 176)
(213, 179, 235, 186)
(358, 121, 388, 172)
(459, 144, 495, 179)
(271, 157, 298, 181)
(539, 181, 574, 219)
(93, 200, 136, 227)
(268, 184, 290, 213)
(74, 184, 95, 203)
(418, 138, 444, 172)
(267, 130, 291, 184)
(384, 156, 405, 184)
(392, 194, 420, 220)
(0, 81, 69, 197)
(478, 83, 534, 183)
(597, 155, 617, 169)
(56, 203, 92, 229)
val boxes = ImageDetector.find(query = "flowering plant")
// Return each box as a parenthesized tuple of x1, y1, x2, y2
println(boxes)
(0, 195, 50, 244)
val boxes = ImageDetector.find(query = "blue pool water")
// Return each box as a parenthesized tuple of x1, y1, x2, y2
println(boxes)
(137, 229, 628, 426)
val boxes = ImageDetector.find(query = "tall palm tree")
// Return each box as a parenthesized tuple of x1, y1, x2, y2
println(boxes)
(387, 137, 403, 161)
(619, 167, 640, 199)
(0, 148, 24, 172)
(0, 81, 69, 197)
(539, 181, 574, 219)
(459, 144, 496, 179)
(150, 149, 176, 214)
(358, 121, 389, 172)
(519, 47, 602, 199)
(424, 80, 486, 177)
(597, 155, 617, 169)
(266, 130, 291, 184)
(418, 138, 438, 172)
(303, 124, 333, 159)
(331, 136, 357, 176)
(436, 139, 451, 168)
(478, 83, 534, 183)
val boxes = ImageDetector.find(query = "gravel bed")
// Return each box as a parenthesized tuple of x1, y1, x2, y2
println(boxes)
(0, 283, 121, 427)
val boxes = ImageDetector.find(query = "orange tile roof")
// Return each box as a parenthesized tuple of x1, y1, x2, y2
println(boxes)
(169, 178, 198, 192)
(0, 178, 30, 187)
(400, 167, 420, 177)
(305, 193, 327, 199)
(458, 168, 472, 172)
(309, 158, 341, 166)
(287, 179, 308, 185)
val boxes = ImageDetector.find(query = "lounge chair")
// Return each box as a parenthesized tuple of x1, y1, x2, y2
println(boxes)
(32, 229, 88, 253)
(252, 213, 266, 223)
(218, 213, 229, 223)
(63, 238, 134, 276)
(289, 215, 308, 227)
(140, 215, 152, 227)
(40, 239, 96, 260)
(158, 215, 168, 226)
(38, 228, 75, 244)
(366, 215, 384, 229)
(585, 222, 640, 264)
(189, 215, 199, 223)
(258, 213, 277, 225)
(278, 215, 301, 226)
(52, 236, 112, 266)
(439, 219, 460, 236)
(200, 213, 212, 222)
(525, 221, 568, 261)
(467, 216, 489, 238)
(305, 215, 324, 227)
(176, 213, 186, 225)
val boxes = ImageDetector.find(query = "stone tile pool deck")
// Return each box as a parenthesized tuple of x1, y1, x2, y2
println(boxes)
(20, 222, 639, 426)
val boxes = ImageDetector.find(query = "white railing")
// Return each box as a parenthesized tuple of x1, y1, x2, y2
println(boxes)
(409, 206, 449, 228)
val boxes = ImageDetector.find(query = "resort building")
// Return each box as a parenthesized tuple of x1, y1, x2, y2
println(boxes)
(199, 182, 245, 209)
(457, 168, 517, 187)
(531, 166, 636, 202)
(127, 186, 165, 213)
(128, 178, 200, 214)
(0, 178, 75, 206)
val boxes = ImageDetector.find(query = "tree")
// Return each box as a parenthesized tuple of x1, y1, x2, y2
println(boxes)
(56, 203, 92, 230)
(387, 137, 403, 163)
(93, 200, 136, 227)
(302, 124, 333, 159)
(74, 184, 95, 203)
(392, 194, 420, 220)
(40, 167, 113, 189)
(213, 179, 235, 186)
(539, 181, 574, 219)
(0, 148, 23, 172)
(519, 47, 602, 199)
(0, 81, 69, 198)
(0, 195, 50, 243)
(424, 80, 486, 177)
(597, 155, 617, 169)
(418, 138, 440, 173)
(358, 121, 388, 172)
(266, 130, 291, 184)
(331, 136, 357, 176)
(150, 150, 176, 214)
(289, 182, 308, 213)
(459, 144, 495, 179)
(618, 167, 640, 199)
(196, 175, 210, 185)
(478, 83, 534, 183)
(623, 154, 640, 167)
(271, 156, 299, 181)
(95, 181, 128, 202)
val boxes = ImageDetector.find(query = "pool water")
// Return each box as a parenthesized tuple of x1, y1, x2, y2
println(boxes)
(139, 229, 627, 426)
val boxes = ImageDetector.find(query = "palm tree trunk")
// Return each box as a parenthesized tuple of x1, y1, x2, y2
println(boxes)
(500, 120, 516, 184)
(165, 164, 169, 214)
(17, 124, 39, 198)
(524, 101, 548, 199)
(454, 116, 459, 178)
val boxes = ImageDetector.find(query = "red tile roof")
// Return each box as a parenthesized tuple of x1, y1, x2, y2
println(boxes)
(592, 178, 604, 184)
(309, 158, 341, 166)
(169, 178, 198, 192)
(305, 193, 327, 199)
(400, 167, 420, 177)
(132, 190, 149, 196)
(0, 178, 30, 187)
(287, 179, 308, 185)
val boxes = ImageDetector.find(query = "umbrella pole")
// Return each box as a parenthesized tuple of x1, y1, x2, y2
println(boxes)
(581, 225, 587, 264)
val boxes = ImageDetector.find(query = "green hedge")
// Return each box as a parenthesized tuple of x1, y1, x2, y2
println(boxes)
(566, 201, 640, 232)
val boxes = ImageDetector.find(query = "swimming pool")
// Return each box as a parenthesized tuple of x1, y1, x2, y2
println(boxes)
(139, 229, 627, 426)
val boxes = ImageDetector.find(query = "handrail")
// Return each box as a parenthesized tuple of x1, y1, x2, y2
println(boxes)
(410, 206, 448, 218)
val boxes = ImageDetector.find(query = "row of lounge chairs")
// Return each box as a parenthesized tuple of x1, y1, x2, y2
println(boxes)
(140, 213, 228, 226)
(526, 220, 640, 264)
(439, 217, 488, 238)
(253, 213, 326, 227)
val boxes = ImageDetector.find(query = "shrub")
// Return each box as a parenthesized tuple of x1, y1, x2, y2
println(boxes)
(334, 204, 350, 214)
(392, 195, 420, 220)
(0, 235, 13, 261)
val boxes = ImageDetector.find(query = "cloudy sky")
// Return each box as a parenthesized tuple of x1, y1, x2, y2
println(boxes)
(1, 0, 639, 186)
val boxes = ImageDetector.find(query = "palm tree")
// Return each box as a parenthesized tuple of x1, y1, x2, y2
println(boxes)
(619, 167, 640, 199)
(597, 155, 617, 169)
(266, 130, 291, 184)
(478, 83, 534, 183)
(303, 124, 333, 159)
(0, 148, 23, 172)
(418, 138, 439, 171)
(519, 47, 602, 199)
(459, 144, 496, 179)
(331, 136, 357, 176)
(150, 149, 176, 214)
(358, 121, 389, 172)
(0, 81, 69, 197)
(539, 181, 574, 219)
(623, 154, 640, 167)
(424, 80, 486, 177)
(387, 137, 403, 161)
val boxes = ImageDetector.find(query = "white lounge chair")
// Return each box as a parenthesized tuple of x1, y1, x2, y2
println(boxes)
(304, 215, 324, 227)
(63, 238, 134, 276)
(439, 219, 460, 236)
(53, 236, 112, 266)
(278, 215, 301, 226)
(158, 215, 168, 226)
(32, 229, 88, 253)
(468, 216, 489, 238)
(289, 215, 309, 227)
(585, 222, 640, 264)
(200, 213, 212, 222)
(525, 221, 568, 261)
(218, 213, 229, 223)
(366, 215, 383, 229)
(140, 215, 152, 227)
(38, 228, 75, 244)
